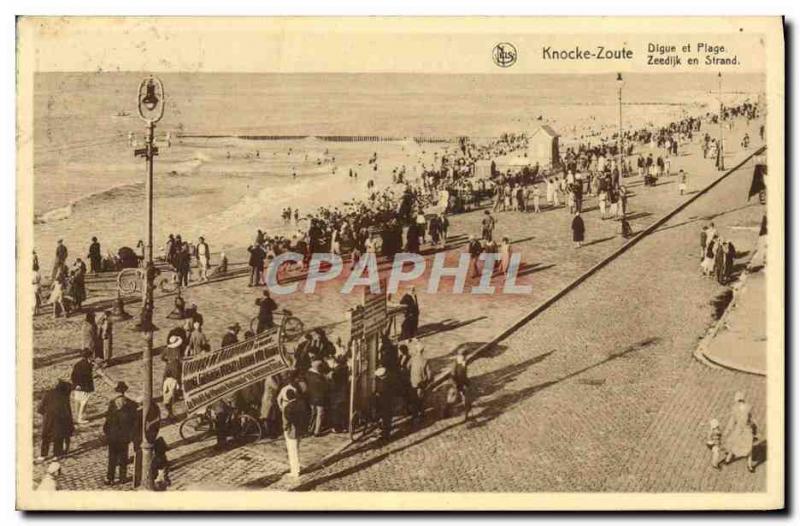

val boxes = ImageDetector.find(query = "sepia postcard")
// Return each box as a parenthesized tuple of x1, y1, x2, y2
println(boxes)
(16, 16, 784, 510)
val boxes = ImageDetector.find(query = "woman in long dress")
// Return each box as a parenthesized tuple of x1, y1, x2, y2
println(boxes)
(714, 238, 727, 284)
(701, 236, 717, 275)
(49, 279, 67, 319)
(598, 189, 608, 219)
(330, 227, 341, 256)
(571, 212, 585, 248)
(552, 179, 561, 207)
(723, 391, 758, 472)
(498, 237, 512, 275)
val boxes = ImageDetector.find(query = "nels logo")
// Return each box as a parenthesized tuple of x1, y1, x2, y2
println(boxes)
(492, 42, 518, 68)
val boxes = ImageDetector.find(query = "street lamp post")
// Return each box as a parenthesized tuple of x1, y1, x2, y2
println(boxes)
(717, 72, 725, 171)
(134, 76, 165, 491)
(616, 73, 624, 186)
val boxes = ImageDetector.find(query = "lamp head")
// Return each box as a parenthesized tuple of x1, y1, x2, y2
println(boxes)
(137, 76, 165, 123)
(142, 80, 159, 111)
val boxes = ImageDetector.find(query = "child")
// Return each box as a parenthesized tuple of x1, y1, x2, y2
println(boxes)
(443, 348, 472, 422)
(706, 418, 724, 470)
(151, 436, 171, 490)
(679, 169, 688, 195)
(210, 252, 228, 277)
(620, 217, 633, 239)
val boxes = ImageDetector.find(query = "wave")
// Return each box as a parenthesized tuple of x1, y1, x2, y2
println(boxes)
(34, 182, 144, 225)
(35, 151, 211, 224)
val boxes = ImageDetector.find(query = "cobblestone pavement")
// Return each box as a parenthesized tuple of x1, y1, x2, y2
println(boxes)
(287, 124, 768, 492)
(30, 117, 766, 491)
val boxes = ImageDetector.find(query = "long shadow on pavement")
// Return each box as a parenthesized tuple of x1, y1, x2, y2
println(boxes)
(515, 262, 557, 278)
(292, 419, 466, 491)
(416, 316, 487, 339)
(33, 347, 84, 369)
(467, 337, 661, 431)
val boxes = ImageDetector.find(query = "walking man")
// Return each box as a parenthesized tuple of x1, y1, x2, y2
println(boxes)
(481, 210, 496, 242)
(407, 339, 432, 422)
(247, 242, 267, 287)
(102, 382, 137, 485)
(196, 236, 211, 282)
(36, 380, 74, 463)
(304, 359, 330, 436)
(52, 239, 68, 279)
(279, 381, 309, 478)
(88, 237, 102, 274)
(70, 349, 95, 424)
(399, 286, 420, 341)
(255, 290, 278, 333)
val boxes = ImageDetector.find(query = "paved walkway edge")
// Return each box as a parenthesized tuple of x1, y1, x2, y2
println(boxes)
(694, 238, 767, 376)
(284, 146, 766, 491)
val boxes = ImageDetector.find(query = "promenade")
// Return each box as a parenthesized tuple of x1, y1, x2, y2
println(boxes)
(30, 115, 767, 491)
(295, 124, 768, 493)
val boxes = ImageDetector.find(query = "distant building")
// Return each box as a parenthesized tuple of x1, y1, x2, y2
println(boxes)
(528, 125, 560, 169)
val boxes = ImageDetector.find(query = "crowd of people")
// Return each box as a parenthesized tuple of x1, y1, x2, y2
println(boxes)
(33, 98, 763, 489)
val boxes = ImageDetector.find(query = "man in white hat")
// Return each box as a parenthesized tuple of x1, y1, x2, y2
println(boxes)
(36, 462, 61, 491)
(279, 376, 309, 478)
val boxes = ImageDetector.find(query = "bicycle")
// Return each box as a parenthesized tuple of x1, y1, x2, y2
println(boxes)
(117, 263, 180, 296)
(179, 405, 263, 443)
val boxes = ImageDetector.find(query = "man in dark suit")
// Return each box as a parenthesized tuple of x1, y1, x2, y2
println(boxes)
(221, 323, 241, 347)
(399, 286, 420, 340)
(255, 290, 278, 333)
(176, 243, 191, 287)
(103, 382, 138, 485)
(304, 360, 330, 436)
(52, 239, 68, 280)
(247, 243, 267, 286)
(88, 237, 102, 274)
(70, 349, 95, 424)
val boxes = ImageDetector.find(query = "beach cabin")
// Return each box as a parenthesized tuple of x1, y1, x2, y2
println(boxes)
(528, 125, 560, 169)
(474, 159, 493, 179)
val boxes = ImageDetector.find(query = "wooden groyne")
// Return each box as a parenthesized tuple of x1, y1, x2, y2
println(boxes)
(175, 133, 456, 143)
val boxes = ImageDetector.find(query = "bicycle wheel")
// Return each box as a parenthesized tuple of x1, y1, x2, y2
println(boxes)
(179, 413, 213, 442)
(236, 414, 263, 443)
(117, 268, 141, 295)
